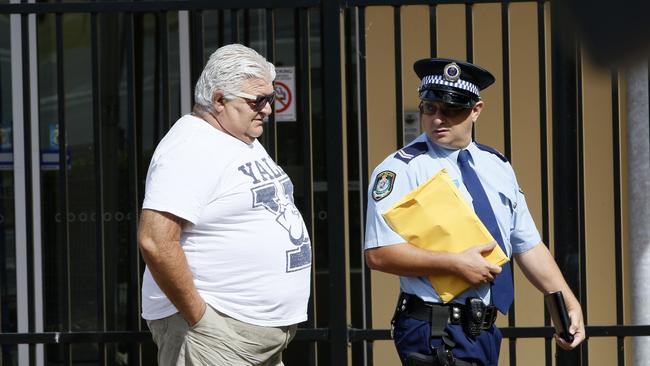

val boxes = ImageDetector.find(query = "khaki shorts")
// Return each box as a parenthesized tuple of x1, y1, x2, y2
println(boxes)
(147, 305, 297, 366)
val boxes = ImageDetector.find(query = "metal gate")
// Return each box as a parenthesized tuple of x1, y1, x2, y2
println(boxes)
(0, 1, 648, 365)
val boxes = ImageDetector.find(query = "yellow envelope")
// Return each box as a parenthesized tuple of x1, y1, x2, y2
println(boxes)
(382, 169, 509, 302)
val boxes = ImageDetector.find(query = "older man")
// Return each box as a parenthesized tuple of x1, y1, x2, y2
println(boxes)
(138, 44, 311, 365)
(364, 58, 585, 366)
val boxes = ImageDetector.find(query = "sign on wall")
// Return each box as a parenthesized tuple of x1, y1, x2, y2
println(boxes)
(403, 111, 421, 146)
(274, 66, 296, 122)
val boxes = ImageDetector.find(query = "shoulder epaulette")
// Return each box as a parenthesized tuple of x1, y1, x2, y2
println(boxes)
(476, 142, 508, 162)
(394, 141, 428, 163)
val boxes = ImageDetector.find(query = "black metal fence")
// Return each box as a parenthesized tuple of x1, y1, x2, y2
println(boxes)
(0, 1, 648, 365)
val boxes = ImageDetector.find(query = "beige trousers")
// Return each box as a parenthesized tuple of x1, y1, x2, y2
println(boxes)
(147, 305, 297, 366)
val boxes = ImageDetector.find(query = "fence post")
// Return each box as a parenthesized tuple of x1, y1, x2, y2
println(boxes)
(322, 0, 350, 364)
(550, 1, 585, 365)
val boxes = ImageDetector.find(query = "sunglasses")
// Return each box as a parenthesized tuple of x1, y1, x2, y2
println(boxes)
(232, 91, 276, 111)
(419, 102, 470, 118)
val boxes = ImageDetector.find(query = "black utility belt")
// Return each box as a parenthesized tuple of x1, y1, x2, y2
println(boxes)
(399, 293, 497, 337)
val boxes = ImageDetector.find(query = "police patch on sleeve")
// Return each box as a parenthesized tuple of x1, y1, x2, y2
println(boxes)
(372, 170, 396, 201)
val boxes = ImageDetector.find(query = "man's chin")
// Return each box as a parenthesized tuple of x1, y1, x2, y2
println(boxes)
(247, 128, 264, 140)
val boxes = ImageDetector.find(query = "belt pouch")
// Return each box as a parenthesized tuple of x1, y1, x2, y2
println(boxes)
(463, 298, 485, 337)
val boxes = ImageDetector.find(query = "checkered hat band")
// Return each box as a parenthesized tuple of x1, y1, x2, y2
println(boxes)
(420, 75, 480, 96)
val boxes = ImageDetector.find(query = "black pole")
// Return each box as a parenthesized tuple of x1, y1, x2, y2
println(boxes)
(550, 2, 583, 365)
(322, 0, 348, 364)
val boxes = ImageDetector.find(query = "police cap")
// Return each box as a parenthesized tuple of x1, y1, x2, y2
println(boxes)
(414, 58, 495, 108)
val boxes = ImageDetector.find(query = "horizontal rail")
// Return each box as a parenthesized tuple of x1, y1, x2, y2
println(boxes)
(344, 0, 544, 6)
(0, 0, 319, 14)
(1, 325, 648, 345)
(0, 328, 330, 345)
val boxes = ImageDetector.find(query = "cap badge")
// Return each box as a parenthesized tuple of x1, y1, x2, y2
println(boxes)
(443, 62, 461, 82)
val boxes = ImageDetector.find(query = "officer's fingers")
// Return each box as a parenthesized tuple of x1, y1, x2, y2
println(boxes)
(554, 335, 574, 350)
(476, 241, 497, 253)
(570, 329, 585, 348)
(487, 263, 502, 274)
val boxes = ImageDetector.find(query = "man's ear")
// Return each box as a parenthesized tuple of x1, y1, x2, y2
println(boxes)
(471, 100, 484, 122)
(212, 91, 225, 112)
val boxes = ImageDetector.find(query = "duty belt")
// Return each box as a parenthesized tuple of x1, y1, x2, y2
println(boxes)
(398, 293, 498, 337)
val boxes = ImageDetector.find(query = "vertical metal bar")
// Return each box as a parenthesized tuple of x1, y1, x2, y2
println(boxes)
(429, 5, 437, 57)
(191, 10, 204, 85)
(466, 4, 475, 141)
(159, 11, 170, 134)
(231, 9, 239, 43)
(244, 9, 251, 45)
(344, 8, 360, 364)
(500, 10, 511, 177)
(322, 0, 348, 363)
(551, 2, 583, 364)
(124, 12, 143, 364)
(10, 6, 30, 365)
(55, 7, 72, 364)
(90, 9, 107, 366)
(575, 46, 589, 366)
(394, 6, 403, 148)
(178, 10, 192, 115)
(265, 8, 276, 160)
(20, 12, 35, 364)
(27, 5, 44, 364)
(296, 9, 313, 261)
(465, 4, 473, 62)
(356, 6, 373, 366)
(536, 2, 552, 365)
(500, 3, 516, 364)
(297, 7, 316, 365)
(610, 70, 624, 366)
(152, 14, 161, 141)
(218, 10, 225, 46)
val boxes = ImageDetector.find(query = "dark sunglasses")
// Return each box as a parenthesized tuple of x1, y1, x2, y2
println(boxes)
(419, 102, 470, 118)
(233, 91, 276, 111)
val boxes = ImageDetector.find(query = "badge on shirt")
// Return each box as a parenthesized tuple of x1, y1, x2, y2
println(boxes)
(372, 170, 396, 201)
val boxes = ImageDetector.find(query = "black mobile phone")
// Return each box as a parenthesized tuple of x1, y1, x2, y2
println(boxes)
(544, 291, 574, 343)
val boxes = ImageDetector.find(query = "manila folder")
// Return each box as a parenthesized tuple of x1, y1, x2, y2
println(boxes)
(382, 169, 509, 303)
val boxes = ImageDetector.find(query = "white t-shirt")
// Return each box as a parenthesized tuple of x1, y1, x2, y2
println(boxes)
(141, 114, 312, 327)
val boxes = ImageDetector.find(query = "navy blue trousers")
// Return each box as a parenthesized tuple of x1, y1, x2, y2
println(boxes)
(393, 312, 502, 366)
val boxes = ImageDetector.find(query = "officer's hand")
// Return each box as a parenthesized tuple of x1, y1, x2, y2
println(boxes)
(554, 305, 586, 350)
(455, 242, 502, 287)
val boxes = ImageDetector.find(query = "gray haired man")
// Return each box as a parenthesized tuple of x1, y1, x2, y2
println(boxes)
(138, 44, 312, 365)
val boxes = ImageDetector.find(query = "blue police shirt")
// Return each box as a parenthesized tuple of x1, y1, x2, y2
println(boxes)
(364, 133, 541, 305)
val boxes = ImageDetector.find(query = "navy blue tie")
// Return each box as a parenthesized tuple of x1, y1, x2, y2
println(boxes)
(457, 149, 513, 314)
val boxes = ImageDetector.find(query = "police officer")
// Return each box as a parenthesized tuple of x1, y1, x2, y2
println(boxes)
(364, 58, 585, 366)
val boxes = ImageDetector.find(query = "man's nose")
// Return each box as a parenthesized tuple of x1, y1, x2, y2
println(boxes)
(431, 110, 445, 122)
(260, 100, 273, 115)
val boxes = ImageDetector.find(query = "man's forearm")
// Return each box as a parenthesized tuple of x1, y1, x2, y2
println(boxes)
(514, 243, 580, 308)
(141, 238, 205, 325)
(138, 209, 205, 325)
(365, 243, 458, 277)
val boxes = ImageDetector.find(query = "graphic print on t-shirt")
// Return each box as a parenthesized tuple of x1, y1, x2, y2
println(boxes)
(238, 157, 312, 272)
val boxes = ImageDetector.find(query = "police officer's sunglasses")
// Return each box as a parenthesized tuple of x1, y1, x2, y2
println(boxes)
(419, 101, 470, 118)
(232, 91, 276, 112)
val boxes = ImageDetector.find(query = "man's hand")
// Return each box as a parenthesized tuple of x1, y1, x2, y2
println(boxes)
(514, 243, 586, 350)
(555, 304, 586, 350)
(453, 242, 502, 287)
(186, 300, 208, 327)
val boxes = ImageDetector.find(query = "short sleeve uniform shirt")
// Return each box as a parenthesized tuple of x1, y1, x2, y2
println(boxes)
(364, 133, 541, 304)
